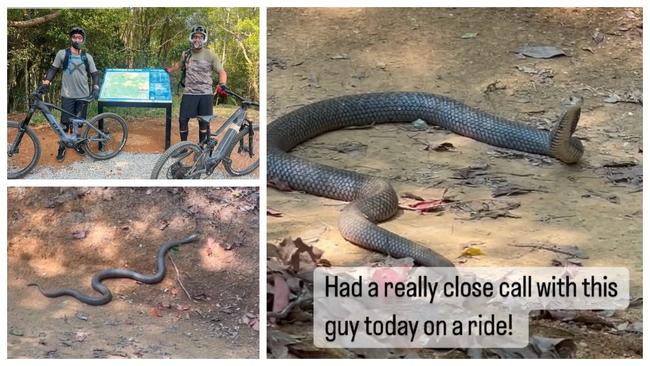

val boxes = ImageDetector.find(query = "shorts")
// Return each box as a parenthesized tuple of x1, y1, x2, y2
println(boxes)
(180, 94, 213, 120)
(60, 97, 89, 125)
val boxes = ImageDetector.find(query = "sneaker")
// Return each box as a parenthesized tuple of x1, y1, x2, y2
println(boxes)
(56, 145, 66, 161)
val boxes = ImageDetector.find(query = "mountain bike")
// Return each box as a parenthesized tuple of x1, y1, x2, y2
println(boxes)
(150, 89, 259, 179)
(7, 88, 128, 179)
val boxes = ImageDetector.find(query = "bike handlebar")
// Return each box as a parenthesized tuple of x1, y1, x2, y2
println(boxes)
(225, 89, 258, 108)
(225, 89, 245, 101)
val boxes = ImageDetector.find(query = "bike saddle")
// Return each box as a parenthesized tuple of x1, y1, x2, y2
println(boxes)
(197, 115, 214, 124)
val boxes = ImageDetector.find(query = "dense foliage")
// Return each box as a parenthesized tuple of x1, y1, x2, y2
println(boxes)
(7, 8, 259, 112)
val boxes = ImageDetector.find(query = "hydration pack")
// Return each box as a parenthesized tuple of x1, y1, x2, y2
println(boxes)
(62, 48, 90, 74)
(178, 48, 192, 93)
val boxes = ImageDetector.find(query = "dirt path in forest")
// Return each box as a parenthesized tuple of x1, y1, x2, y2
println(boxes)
(7, 187, 259, 358)
(266, 8, 642, 358)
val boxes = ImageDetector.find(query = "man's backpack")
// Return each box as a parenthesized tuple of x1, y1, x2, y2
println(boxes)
(62, 48, 90, 74)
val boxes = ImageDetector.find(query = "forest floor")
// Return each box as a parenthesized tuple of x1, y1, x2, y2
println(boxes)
(266, 8, 642, 359)
(7, 187, 259, 358)
(7, 105, 259, 179)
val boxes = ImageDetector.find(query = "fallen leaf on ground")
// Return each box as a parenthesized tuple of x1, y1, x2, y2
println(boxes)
(517, 45, 567, 58)
(406, 199, 445, 214)
(271, 274, 290, 322)
(268, 329, 301, 359)
(458, 201, 521, 220)
(425, 142, 455, 152)
(400, 192, 424, 201)
(275, 237, 325, 273)
(75, 331, 88, 342)
(268, 178, 293, 192)
(71, 230, 87, 239)
(492, 183, 545, 197)
(510, 242, 588, 259)
(469, 335, 576, 358)
(462, 246, 484, 257)
(150, 307, 162, 317)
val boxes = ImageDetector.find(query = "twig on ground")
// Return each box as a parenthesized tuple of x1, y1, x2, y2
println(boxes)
(168, 253, 197, 303)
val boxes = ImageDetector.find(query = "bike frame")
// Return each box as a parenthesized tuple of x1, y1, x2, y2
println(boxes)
(8, 94, 109, 155)
(203, 103, 254, 166)
(184, 94, 258, 177)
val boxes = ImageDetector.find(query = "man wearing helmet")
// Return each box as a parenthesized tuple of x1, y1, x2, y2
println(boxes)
(165, 26, 228, 144)
(40, 26, 100, 161)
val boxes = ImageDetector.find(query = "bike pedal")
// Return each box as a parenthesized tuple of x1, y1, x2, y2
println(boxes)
(56, 146, 66, 161)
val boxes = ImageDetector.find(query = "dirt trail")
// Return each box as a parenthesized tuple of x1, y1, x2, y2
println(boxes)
(267, 8, 642, 358)
(7, 187, 259, 358)
(8, 105, 259, 177)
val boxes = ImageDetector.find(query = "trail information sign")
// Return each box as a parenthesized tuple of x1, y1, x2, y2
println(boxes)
(99, 68, 172, 103)
(97, 68, 174, 149)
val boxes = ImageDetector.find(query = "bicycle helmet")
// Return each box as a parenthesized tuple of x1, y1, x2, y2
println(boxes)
(69, 26, 86, 49)
(189, 25, 208, 49)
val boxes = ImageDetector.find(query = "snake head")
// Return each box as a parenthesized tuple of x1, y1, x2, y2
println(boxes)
(184, 233, 202, 242)
(550, 95, 584, 164)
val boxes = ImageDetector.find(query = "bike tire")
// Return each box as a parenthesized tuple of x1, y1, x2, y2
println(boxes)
(81, 112, 128, 160)
(150, 140, 204, 179)
(222, 124, 259, 176)
(7, 121, 41, 179)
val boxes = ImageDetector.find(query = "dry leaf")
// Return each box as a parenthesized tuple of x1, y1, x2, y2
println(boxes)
(462, 247, 484, 256)
(150, 307, 162, 317)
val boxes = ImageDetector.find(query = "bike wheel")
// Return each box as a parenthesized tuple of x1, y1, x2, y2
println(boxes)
(150, 141, 205, 179)
(81, 112, 128, 160)
(223, 123, 259, 176)
(7, 121, 41, 179)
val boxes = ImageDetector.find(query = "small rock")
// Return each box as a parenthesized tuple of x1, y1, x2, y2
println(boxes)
(9, 328, 24, 336)
(330, 53, 350, 60)
(75, 331, 88, 342)
(71, 230, 88, 239)
(411, 119, 428, 130)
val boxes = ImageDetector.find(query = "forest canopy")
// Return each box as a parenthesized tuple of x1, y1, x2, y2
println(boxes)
(7, 8, 259, 111)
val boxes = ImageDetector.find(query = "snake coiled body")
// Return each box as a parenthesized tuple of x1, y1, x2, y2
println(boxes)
(28, 234, 201, 306)
(268, 92, 583, 266)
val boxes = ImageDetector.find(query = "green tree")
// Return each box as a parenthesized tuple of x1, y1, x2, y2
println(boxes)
(7, 8, 259, 112)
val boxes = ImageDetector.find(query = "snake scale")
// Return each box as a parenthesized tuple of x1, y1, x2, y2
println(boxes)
(28, 234, 201, 306)
(268, 92, 583, 266)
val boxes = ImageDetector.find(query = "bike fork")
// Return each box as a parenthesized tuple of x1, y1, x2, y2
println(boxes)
(247, 122, 255, 157)
(8, 111, 34, 155)
(237, 123, 255, 157)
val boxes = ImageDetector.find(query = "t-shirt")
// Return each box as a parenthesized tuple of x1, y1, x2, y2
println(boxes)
(181, 48, 224, 95)
(52, 49, 98, 99)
